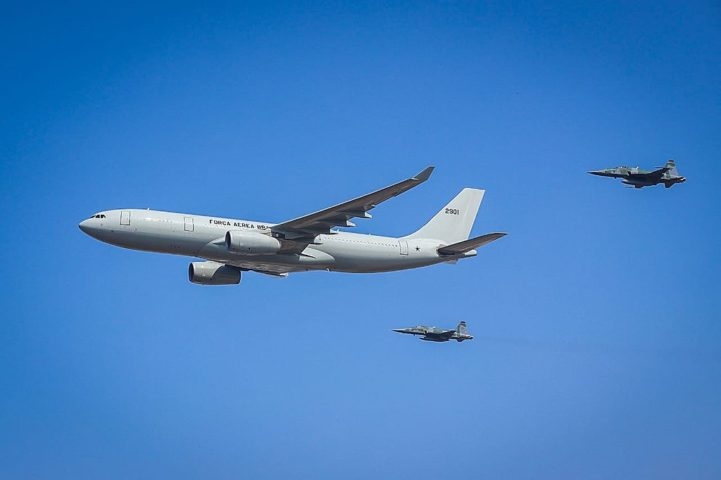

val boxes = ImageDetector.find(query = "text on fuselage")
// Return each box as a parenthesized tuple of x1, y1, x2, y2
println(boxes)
(209, 219, 270, 230)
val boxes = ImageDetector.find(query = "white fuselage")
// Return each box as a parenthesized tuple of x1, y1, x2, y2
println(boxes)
(79, 209, 471, 274)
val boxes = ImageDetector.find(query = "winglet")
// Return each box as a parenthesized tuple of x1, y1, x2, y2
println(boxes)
(413, 166, 434, 182)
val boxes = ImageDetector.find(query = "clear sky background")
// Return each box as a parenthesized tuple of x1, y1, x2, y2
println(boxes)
(2, 1, 720, 478)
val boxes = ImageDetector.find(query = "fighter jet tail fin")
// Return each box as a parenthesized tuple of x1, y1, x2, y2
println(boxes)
(650, 159, 678, 176)
(405, 188, 484, 244)
(456, 321, 469, 335)
(665, 159, 679, 176)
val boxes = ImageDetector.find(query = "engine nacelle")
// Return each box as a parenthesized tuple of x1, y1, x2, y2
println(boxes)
(225, 230, 282, 255)
(188, 261, 241, 285)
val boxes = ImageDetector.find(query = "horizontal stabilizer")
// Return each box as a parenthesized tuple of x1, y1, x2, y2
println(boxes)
(437, 232, 506, 255)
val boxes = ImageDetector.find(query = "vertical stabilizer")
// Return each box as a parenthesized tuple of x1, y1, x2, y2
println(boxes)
(456, 321, 468, 335)
(405, 188, 484, 244)
(666, 159, 679, 177)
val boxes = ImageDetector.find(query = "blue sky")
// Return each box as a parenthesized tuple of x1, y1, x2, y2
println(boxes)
(2, 1, 720, 478)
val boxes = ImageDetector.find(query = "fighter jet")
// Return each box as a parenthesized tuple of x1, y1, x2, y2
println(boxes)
(588, 160, 686, 188)
(393, 321, 473, 342)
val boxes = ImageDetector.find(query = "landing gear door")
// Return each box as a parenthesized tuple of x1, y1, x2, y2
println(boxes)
(399, 240, 409, 256)
(120, 210, 130, 225)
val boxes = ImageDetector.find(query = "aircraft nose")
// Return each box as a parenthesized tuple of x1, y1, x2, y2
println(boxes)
(78, 219, 95, 236)
(588, 170, 605, 176)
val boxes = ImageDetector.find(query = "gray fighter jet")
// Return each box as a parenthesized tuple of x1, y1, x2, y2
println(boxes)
(393, 321, 473, 342)
(588, 160, 686, 188)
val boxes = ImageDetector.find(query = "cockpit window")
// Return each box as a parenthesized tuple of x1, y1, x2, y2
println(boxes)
(90, 214, 107, 219)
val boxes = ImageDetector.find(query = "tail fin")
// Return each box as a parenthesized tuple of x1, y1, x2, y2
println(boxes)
(666, 159, 680, 176)
(456, 321, 468, 335)
(405, 188, 484, 243)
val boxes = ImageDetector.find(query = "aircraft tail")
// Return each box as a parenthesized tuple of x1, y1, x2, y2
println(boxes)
(665, 159, 679, 176)
(456, 321, 468, 335)
(405, 188, 484, 243)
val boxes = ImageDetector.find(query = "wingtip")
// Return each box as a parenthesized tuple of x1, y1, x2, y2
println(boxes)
(414, 166, 435, 182)
(484, 232, 508, 240)
(486, 232, 508, 243)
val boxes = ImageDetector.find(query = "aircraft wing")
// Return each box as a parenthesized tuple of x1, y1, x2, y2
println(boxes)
(426, 329, 456, 340)
(226, 259, 301, 275)
(627, 165, 670, 180)
(272, 166, 434, 239)
(437, 232, 507, 256)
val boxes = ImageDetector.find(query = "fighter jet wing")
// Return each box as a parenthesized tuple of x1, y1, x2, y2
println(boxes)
(272, 166, 434, 239)
(437, 232, 507, 255)
(424, 329, 456, 340)
(627, 165, 670, 180)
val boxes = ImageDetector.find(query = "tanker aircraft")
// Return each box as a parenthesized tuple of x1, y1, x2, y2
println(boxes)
(79, 167, 506, 285)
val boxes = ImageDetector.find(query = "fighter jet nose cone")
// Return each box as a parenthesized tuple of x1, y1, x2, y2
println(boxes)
(588, 170, 603, 176)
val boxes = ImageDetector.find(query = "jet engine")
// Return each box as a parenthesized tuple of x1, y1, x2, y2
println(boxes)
(188, 261, 241, 285)
(225, 230, 282, 255)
